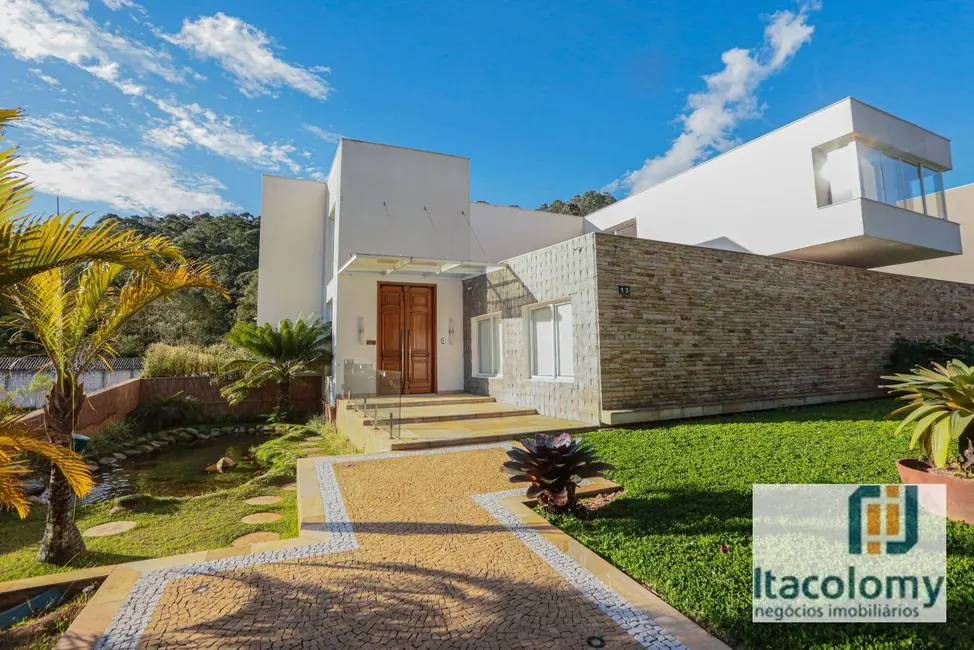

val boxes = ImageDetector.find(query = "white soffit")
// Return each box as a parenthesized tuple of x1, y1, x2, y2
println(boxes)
(338, 253, 505, 279)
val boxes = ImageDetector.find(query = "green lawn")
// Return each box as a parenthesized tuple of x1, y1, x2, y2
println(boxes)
(549, 399, 974, 650)
(0, 418, 355, 583)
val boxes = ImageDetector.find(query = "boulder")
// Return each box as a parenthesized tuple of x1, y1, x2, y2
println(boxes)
(139, 445, 155, 453)
(123, 448, 142, 457)
(185, 428, 199, 436)
(112, 452, 127, 461)
(210, 428, 221, 436)
(86, 463, 100, 473)
(215, 456, 235, 473)
(247, 427, 256, 434)
(98, 457, 116, 465)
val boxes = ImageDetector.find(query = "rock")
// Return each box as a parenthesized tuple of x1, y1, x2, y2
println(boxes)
(232, 427, 242, 434)
(210, 428, 221, 436)
(197, 434, 211, 441)
(149, 441, 166, 449)
(185, 428, 199, 436)
(215, 456, 235, 473)
(112, 452, 127, 461)
(247, 427, 256, 434)
(86, 464, 100, 472)
(28, 495, 43, 504)
(98, 457, 116, 465)
(260, 426, 272, 432)
(124, 449, 142, 457)
(139, 445, 155, 453)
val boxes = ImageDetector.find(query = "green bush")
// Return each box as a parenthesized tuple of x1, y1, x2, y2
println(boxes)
(128, 393, 204, 432)
(887, 333, 974, 373)
(250, 417, 355, 482)
(88, 418, 135, 448)
(141, 343, 236, 378)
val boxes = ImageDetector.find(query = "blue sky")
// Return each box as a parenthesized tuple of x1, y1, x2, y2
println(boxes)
(1, 0, 972, 217)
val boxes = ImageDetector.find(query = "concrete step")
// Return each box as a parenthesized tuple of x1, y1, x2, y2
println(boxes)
(389, 414, 596, 450)
(344, 395, 495, 411)
(362, 402, 537, 426)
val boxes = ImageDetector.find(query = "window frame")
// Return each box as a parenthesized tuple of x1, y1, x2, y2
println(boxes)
(472, 313, 502, 378)
(528, 299, 574, 381)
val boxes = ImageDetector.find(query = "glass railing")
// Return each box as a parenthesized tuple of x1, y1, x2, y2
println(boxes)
(340, 360, 402, 440)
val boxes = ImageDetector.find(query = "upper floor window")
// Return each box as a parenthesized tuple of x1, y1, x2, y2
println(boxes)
(815, 142, 947, 218)
(529, 300, 574, 380)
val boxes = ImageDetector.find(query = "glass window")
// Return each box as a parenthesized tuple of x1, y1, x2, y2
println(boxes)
(846, 145, 946, 218)
(530, 301, 573, 380)
(821, 143, 860, 204)
(475, 315, 501, 376)
(922, 166, 947, 218)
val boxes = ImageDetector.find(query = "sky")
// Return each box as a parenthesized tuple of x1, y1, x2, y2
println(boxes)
(1, 0, 972, 218)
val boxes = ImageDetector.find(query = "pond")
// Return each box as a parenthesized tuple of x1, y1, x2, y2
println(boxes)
(79, 431, 273, 504)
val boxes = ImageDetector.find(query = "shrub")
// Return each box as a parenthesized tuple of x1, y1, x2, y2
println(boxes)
(503, 433, 615, 514)
(89, 419, 135, 448)
(888, 334, 974, 373)
(883, 359, 974, 472)
(128, 392, 204, 432)
(141, 343, 237, 378)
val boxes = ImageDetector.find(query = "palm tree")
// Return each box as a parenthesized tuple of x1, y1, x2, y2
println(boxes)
(4, 261, 226, 563)
(0, 404, 95, 519)
(0, 106, 193, 533)
(220, 317, 332, 415)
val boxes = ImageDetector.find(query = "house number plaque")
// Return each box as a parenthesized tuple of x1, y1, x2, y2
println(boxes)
(618, 285, 632, 295)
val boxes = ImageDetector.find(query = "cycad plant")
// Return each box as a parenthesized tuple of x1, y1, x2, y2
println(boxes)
(0, 403, 95, 519)
(883, 359, 974, 472)
(503, 433, 615, 514)
(219, 316, 332, 416)
(4, 261, 226, 563)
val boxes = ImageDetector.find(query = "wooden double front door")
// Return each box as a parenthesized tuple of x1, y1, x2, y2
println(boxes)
(377, 282, 436, 394)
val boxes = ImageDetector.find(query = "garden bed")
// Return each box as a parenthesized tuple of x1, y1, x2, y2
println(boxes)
(547, 399, 974, 650)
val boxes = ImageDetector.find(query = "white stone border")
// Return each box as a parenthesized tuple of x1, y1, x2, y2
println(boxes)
(472, 490, 685, 650)
(93, 442, 681, 650)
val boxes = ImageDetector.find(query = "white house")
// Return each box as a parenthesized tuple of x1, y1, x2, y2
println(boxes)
(258, 98, 972, 427)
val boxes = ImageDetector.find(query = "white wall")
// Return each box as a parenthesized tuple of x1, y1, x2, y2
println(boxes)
(257, 175, 328, 325)
(582, 98, 955, 262)
(335, 140, 475, 269)
(333, 274, 464, 393)
(469, 203, 584, 261)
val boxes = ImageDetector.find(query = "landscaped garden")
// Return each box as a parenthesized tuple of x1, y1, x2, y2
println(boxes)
(0, 416, 354, 583)
(548, 398, 974, 650)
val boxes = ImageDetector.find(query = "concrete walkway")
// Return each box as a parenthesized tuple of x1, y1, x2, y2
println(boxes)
(58, 445, 727, 650)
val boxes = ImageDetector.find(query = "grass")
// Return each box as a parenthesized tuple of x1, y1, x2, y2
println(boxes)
(549, 399, 974, 650)
(0, 419, 355, 583)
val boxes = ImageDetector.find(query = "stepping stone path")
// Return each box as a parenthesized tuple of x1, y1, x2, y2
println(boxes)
(281, 483, 297, 491)
(240, 512, 282, 524)
(231, 531, 280, 547)
(83, 521, 137, 538)
(244, 495, 283, 506)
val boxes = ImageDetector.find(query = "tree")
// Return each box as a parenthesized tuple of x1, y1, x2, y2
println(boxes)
(0, 106, 204, 541)
(4, 261, 226, 563)
(538, 190, 617, 217)
(219, 317, 332, 415)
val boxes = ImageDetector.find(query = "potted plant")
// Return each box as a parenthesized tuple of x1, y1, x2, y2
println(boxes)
(503, 433, 615, 514)
(883, 359, 974, 524)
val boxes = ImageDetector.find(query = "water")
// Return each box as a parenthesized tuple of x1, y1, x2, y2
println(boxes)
(78, 431, 273, 504)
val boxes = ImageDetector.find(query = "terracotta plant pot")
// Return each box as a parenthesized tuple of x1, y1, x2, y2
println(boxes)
(896, 458, 974, 525)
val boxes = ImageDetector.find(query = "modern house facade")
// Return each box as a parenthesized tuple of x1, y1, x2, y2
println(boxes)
(258, 98, 974, 427)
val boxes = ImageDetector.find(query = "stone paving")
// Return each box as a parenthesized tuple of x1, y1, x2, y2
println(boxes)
(91, 445, 686, 649)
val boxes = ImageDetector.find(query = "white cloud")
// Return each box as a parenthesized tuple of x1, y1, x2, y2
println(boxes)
(0, 0, 183, 90)
(303, 124, 340, 143)
(165, 13, 330, 100)
(611, 3, 818, 195)
(145, 96, 303, 173)
(102, 0, 136, 9)
(28, 67, 60, 86)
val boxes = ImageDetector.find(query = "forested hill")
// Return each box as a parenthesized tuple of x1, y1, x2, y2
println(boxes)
(0, 213, 261, 357)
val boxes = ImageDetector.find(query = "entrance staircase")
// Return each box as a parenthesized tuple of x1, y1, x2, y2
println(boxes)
(337, 393, 594, 452)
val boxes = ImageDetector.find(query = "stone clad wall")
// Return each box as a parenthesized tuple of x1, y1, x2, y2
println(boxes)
(594, 233, 974, 412)
(463, 235, 602, 424)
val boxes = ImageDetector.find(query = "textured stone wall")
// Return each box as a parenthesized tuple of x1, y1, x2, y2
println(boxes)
(463, 236, 602, 423)
(594, 233, 974, 411)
